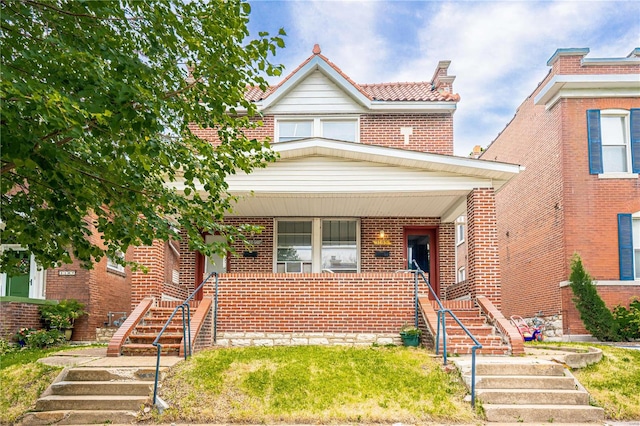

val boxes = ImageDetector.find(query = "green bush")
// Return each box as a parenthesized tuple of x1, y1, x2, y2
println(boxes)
(0, 338, 17, 356)
(569, 254, 620, 342)
(39, 299, 86, 330)
(613, 299, 640, 341)
(25, 329, 64, 349)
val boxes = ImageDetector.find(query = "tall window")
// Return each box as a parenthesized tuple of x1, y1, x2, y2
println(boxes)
(276, 118, 358, 142)
(275, 219, 359, 273)
(457, 266, 466, 283)
(601, 114, 629, 173)
(322, 220, 357, 273)
(456, 223, 465, 245)
(276, 221, 312, 273)
(588, 109, 639, 175)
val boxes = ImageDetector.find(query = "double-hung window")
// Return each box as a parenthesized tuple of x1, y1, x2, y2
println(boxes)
(275, 219, 359, 273)
(587, 109, 640, 176)
(276, 117, 358, 142)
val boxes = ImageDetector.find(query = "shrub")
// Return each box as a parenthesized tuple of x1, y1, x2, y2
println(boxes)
(25, 329, 64, 349)
(613, 299, 640, 341)
(0, 338, 16, 356)
(39, 299, 86, 330)
(569, 254, 620, 342)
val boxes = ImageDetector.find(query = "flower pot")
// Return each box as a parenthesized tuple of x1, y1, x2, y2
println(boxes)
(64, 328, 73, 340)
(400, 332, 420, 347)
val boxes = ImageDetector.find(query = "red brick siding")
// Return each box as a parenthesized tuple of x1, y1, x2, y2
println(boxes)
(205, 273, 422, 333)
(482, 53, 640, 320)
(466, 188, 501, 308)
(561, 285, 640, 335)
(131, 240, 165, 309)
(0, 302, 42, 340)
(359, 114, 454, 154)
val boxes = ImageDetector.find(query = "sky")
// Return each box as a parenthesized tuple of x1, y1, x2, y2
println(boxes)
(246, 0, 640, 156)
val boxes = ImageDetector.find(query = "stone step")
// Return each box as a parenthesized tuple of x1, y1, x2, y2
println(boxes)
(129, 332, 184, 344)
(121, 343, 180, 356)
(443, 345, 511, 355)
(19, 409, 138, 425)
(483, 404, 604, 423)
(476, 375, 576, 390)
(476, 388, 590, 405)
(64, 367, 162, 382)
(35, 395, 148, 411)
(476, 362, 565, 376)
(51, 380, 153, 396)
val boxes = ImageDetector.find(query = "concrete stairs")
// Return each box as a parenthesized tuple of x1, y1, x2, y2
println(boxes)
(422, 299, 511, 355)
(20, 366, 165, 425)
(456, 358, 604, 423)
(121, 306, 185, 356)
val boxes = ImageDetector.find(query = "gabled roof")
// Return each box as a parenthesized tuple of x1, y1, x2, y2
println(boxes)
(246, 44, 460, 111)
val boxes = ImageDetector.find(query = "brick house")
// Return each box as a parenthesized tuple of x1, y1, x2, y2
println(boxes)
(481, 48, 640, 338)
(0, 237, 134, 342)
(112, 45, 523, 351)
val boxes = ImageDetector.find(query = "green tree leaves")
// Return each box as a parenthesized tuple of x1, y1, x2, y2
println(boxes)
(1, 0, 285, 272)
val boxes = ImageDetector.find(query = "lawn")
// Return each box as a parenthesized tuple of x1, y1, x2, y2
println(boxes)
(155, 345, 477, 424)
(526, 342, 640, 420)
(0, 346, 65, 425)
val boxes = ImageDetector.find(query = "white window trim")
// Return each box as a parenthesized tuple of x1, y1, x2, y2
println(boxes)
(275, 116, 360, 143)
(457, 266, 466, 283)
(0, 245, 46, 300)
(456, 223, 465, 246)
(598, 109, 634, 177)
(273, 218, 361, 273)
(107, 252, 126, 274)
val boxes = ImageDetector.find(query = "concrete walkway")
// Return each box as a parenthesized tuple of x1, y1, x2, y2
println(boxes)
(38, 345, 183, 368)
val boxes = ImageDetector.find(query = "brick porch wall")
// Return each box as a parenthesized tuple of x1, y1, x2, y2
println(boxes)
(0, 301, 43, 340)
(560, 283, 640, 335)
(204, 273, 422, 335)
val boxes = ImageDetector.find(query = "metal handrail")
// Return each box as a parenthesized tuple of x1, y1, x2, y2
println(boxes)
(152, 272, 217, 406)
(411, 260, 482, 408)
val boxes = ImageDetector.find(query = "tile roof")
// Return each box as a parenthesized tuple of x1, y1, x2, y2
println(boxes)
(245, 44, 460, 103)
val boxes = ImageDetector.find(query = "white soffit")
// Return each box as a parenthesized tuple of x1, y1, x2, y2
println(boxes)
(534, 74, 640, 108)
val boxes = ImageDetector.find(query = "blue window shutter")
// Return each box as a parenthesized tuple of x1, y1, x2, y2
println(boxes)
(630, 109, 640, 173)
(587, 110, 603, 174)
(618, 213, 634, 281)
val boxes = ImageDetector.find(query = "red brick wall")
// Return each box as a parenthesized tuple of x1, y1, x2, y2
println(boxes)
(131, 240, 165, 309)
(482, 52, 640, 320)
(561, 284, 640, 335)
(190, 113, 454, 155)
(205, 273, 422, 333)
(359, 114, 454, 154)
(466, 188, 501, 308)
(0, 302, 42, 340)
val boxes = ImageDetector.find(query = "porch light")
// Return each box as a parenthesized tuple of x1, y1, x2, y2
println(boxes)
(379, 231, 385, 239)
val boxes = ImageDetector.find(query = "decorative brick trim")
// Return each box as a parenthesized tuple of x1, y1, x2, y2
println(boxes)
(476, 295, 524, 355)
(107, 297, 154, 357)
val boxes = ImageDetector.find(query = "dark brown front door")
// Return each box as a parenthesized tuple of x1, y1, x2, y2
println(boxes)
(404, 227, 439, 299)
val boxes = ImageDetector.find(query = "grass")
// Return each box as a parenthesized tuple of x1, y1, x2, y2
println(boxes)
(155, 345, 477, 424)
(0, 346, 66, 425)
(526, 342, 640, 420)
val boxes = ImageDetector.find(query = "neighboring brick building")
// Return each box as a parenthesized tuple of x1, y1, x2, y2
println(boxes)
(129, 45, 521, 344)
(481, 48, 640, 338)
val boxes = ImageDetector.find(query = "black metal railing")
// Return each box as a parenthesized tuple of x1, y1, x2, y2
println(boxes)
(152, 272, 217, 406)
(412, 261, 482, 408)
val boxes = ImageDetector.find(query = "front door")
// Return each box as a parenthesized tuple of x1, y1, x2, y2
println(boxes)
(194, 234, 227, 301)
(404, 227, 438, 299)
(6, 251, 30, 297)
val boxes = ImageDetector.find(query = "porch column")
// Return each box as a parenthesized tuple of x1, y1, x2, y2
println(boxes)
(130, 240, 166, 309)
(467, 188, 501, 309)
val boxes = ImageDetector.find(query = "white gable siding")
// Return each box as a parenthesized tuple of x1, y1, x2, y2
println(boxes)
(226, 156, 493, 193)
(266, 70, 366, 114)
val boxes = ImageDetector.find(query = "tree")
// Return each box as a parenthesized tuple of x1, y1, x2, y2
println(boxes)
(1, 0, 285, 273)
(569, 254, 620, 341)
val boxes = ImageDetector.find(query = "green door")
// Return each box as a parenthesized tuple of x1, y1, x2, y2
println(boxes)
(6, 251, 30, 298)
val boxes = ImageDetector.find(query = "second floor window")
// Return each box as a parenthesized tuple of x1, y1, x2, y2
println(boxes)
(587, 109, 639, 175)
(276, 118, 358, 143)
(601, 113, 629, 173)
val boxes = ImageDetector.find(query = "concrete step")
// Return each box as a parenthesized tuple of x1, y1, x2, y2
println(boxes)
(476, 375, 576, 390)
(19, 409, 138, 425)
(64, 367, 162, 382)
(121, 343, 180, 356)
(51, 380, 153, 396)
(35, 395, 148, 411)
(442, 345, 511, 355)
(476, 388, 589, 405)
(483, 404, 604, 423)
(476, 362, 565, 376)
